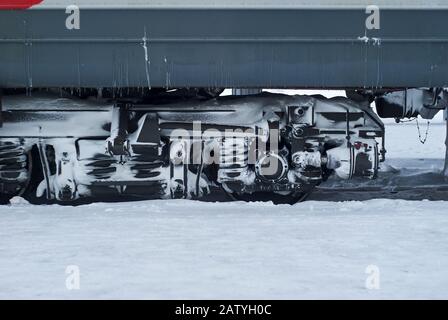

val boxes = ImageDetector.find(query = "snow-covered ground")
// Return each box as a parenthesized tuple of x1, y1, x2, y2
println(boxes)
(1, 96, 448, 299)
(2, 198, 448, 299)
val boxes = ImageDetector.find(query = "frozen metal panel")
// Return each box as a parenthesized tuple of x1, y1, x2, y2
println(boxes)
(1, 7, 448, 89)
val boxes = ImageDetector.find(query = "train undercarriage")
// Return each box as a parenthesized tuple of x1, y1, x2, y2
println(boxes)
(1, 87, 446, 204)
(2, 5, 448, 204)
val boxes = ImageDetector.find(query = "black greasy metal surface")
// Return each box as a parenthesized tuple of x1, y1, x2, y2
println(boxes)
(1, 8, 448, 89)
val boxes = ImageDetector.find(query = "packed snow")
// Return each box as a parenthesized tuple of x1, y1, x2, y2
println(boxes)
(1, 94, 448, 299)
(2, 197, 448, 299)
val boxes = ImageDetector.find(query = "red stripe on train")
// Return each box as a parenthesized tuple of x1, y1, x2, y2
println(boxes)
(0, 0, 43, 9)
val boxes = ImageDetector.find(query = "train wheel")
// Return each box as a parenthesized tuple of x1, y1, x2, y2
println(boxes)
(0, 140, 32, 204)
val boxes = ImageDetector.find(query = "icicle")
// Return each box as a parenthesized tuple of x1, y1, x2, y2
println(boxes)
(142, 27, 151, 90)
(416, 118, 430, 144)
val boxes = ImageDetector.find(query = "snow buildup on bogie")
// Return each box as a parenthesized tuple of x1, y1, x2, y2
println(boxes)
(9, 196, 30, 206)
